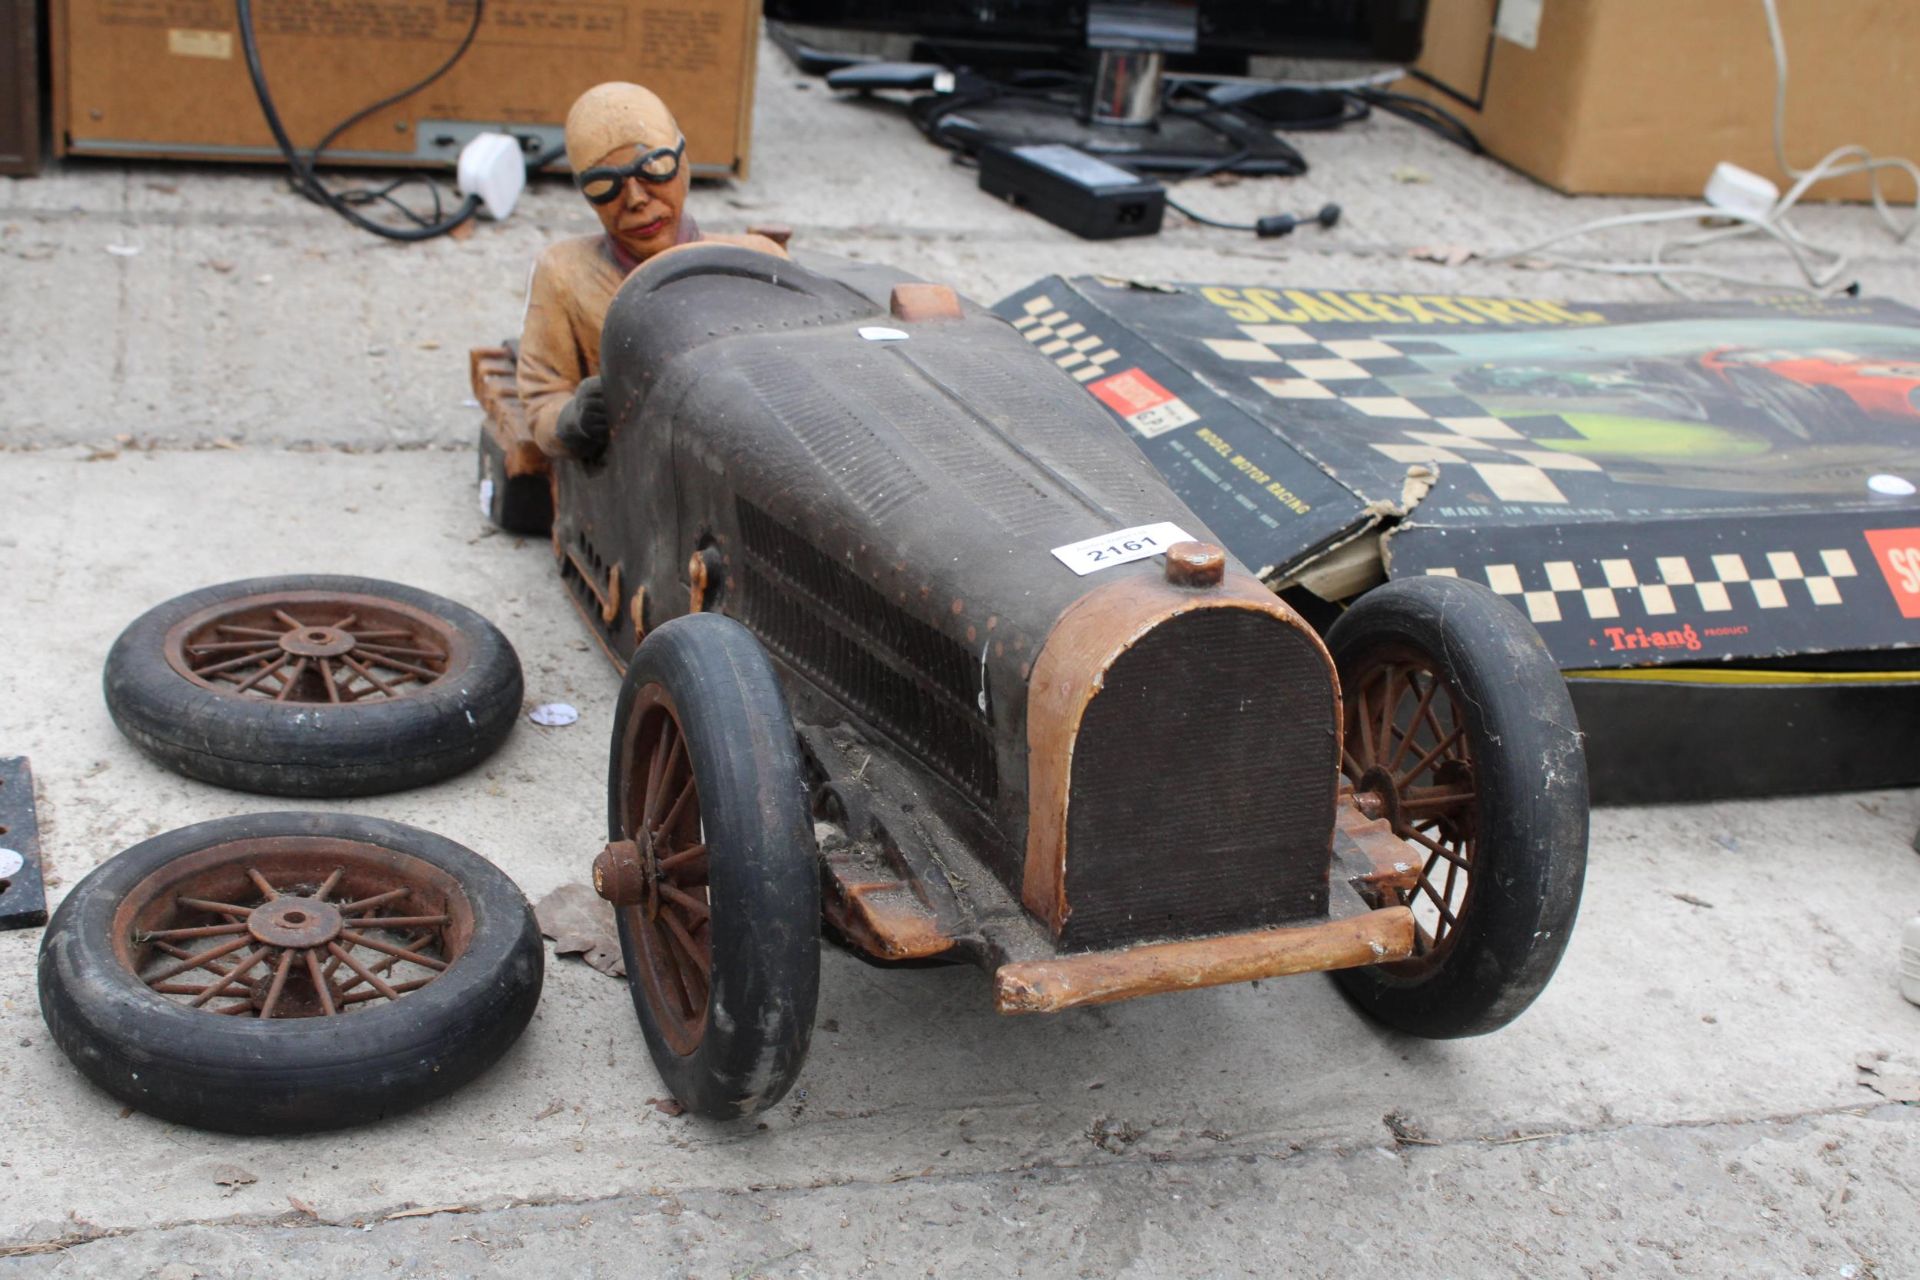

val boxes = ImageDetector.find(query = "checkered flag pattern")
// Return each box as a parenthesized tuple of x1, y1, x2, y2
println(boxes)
(1423, 548, 1862, 624)
(1014, 296, 1124, 384)
(1205, 324, 1604, 505)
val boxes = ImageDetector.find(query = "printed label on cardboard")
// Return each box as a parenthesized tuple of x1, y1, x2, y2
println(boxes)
(166, 28, 232, 58)
(1864, 527, 1920, 619)
(1089, 368, 1199, 439)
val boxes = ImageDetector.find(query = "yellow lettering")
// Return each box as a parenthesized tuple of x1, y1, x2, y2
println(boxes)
(1315, 291, 1372, 322)
(1416, 296, 1485, 324)
(1347, 293, 1408, 323)
(1532, 300, 1608, 324)
(1200, 286, 1267, 324)
(1283, 290, 1352, 323)
(1243, 288, 1309, 323)
(1374, 294, 1453, 324)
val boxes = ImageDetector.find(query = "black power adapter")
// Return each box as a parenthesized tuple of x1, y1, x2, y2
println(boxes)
(978, 143, 1166, 240)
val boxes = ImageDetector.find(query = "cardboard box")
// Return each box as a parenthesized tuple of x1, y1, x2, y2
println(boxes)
(1400, 0, 1920, 201)
(992, 275, 1920, 800)
(1, 0, 41, 175)
(52, 0, 759, 177)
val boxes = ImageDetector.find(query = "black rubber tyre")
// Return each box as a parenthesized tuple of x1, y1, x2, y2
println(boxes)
(607, 613, 819, 1119)
(37, 811, 544, 1134)
(478, 423, 555, 536)
(104, 575, 523, 797)
(1327, 576, 1588, 1039)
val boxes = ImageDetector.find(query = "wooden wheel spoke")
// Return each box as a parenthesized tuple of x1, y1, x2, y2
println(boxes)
(654, 774, 697, 839)
(305, 948, 338, 1015)
(339, 887, 409, 914)
(247, 867, 282, 900)
(328, 941, 400, 1001)
(334, 931, 429, 997)
(318, 656, 342, 703)
(347, 914, 448, 929)
(257, 949, 297, 1019)
(215, 624, 282, 638)
(272, 609, 305, 631)
(314, 867, 345, 901)
(232, 652, 292, 693)
(177, 896, 252, 917)
(1384, 674, 1440, 774)
(1402, 825, 1471, 869)
(338, 929, 448, 971)
(657, 882, 710, 923)
(154, 941, 236, 974)
(1398, 787, 1476, 816)
(189, 946, 271, 1007)
(1414, 869, 1459, 927)
(350, 643, 446, 660)
(1376, 664, 1401, 763)
(147, 934, 253, 983)
(194, 648, 283, 678)
(658, 914, 710, 1013)
(351, 652, 444, 681)
(186, 639, 282, 654)
(1397, 725, 1465, 789)
(657, 843, 708, 883)
(339, 978, 434, 1006)
(141, 921, 249, 942)
(340, 652, 402, 699)
(642, 717, 681, 832)
(273, 657, 310, 701)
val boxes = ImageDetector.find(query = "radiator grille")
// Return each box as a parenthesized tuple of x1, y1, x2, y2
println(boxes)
(735, 500, 996, 803)
(1061, 608, 1335, 950)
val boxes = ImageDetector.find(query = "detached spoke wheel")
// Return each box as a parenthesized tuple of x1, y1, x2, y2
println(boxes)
(1327, 576, 1588, 1039)
(105, 575, 523, 797)
(37, 812, 543, 1133)
(602, 614, 818, 1119)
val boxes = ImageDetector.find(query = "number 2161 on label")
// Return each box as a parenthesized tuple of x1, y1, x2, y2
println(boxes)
(1050, 522, 1196, 577)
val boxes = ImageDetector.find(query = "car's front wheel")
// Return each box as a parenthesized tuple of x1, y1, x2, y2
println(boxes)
(602, 613, 819, 1118)
(1326, 575, 1588, 1038)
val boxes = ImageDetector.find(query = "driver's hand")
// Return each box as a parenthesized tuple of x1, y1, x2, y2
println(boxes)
(555, 375, 610, 462)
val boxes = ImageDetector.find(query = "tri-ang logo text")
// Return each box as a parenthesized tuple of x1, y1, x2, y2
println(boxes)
(1602, 623, 1703, 653)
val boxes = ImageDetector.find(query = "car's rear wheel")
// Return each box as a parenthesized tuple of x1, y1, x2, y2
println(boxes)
(1327, 576, 1588, 1038)
(603, 614, 818, 1118)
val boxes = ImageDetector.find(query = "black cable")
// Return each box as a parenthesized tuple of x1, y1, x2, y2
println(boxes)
(1351, 86, 1483, 154)
(1165, 196, 1342, 238)
(236, 0, 483, 241)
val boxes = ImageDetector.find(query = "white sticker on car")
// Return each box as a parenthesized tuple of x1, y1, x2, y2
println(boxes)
(1050, 522, 1194, 576)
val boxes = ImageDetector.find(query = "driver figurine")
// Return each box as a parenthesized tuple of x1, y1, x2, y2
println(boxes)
(519, 81, 787, 460)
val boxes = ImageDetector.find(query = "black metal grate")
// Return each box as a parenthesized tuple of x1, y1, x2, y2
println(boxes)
(735, 500, 996, 804)
(1061, 608, 1336, 950)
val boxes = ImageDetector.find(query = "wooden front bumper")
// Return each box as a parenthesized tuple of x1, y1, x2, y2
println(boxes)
(993, 905, 1415, 1015)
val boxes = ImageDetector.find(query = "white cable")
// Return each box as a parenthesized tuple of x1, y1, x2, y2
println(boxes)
(1487, 0, 1916, 296)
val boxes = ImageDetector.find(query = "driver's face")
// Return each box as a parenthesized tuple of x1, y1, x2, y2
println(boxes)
(589, 142, 690, 263)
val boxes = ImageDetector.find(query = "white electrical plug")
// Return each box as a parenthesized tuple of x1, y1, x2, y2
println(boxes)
(458, 132, 527, 221)
(1704, 162, 1781, 222)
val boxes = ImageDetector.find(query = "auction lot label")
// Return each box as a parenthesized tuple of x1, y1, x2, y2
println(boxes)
(1051, 522, 1195, 576)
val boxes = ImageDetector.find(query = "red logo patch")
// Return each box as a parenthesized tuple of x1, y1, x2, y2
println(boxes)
(1089, 368, 1171, 416)
(1864, 527, 1920, 619)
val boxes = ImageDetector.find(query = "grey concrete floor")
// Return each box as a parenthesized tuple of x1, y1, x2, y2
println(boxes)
(2, 29, 1918, 1280)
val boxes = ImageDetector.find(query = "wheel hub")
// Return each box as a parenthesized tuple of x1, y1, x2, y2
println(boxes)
(1352, 764, 1403, 829)
(246, 896, 344, 949)
(277, 625, 356, 658)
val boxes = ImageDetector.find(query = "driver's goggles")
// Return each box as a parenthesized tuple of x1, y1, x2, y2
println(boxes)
(576, 139, 687, 204)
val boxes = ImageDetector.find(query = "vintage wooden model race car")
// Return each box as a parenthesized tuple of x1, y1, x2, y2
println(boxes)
(473, 245, 1589, 1119)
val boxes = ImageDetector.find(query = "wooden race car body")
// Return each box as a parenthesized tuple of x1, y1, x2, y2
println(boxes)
(475, 244, 1427, 1012)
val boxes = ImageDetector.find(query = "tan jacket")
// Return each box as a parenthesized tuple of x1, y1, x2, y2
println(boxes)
(517, 230, 787, 456)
